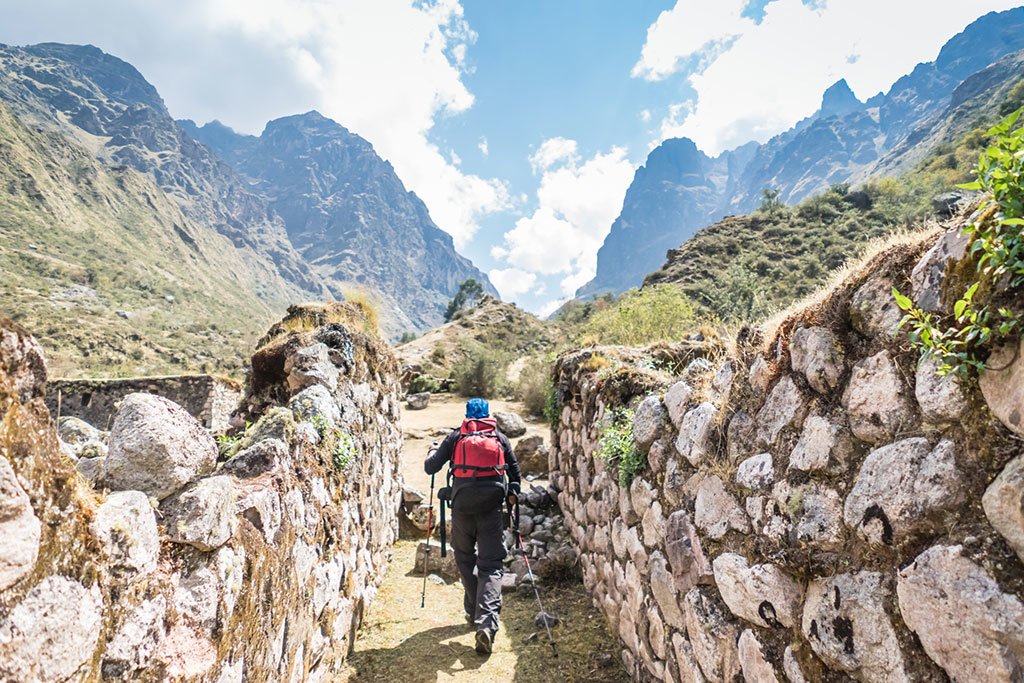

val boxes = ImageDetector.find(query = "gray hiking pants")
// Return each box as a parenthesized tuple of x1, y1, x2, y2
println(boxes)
(451, 504, 506, 636)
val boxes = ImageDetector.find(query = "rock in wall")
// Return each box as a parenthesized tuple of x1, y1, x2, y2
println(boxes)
(550, 220, 1024, 682)
(0, 301, 403, 682)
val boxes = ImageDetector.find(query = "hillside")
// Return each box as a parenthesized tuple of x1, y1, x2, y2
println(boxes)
(0, 42, 325, 295)
(578, 7, 1024, 298)
(643, 65, 1024, 322)
(0, 99, 303, 377)
(395, 295, 562, 382)
(182, 113, 497, 336)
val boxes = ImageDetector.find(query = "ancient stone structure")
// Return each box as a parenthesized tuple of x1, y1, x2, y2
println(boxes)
(46, 374, 243, 432)
(0, 302, 403, 682)
(550, 224, 1024, 681)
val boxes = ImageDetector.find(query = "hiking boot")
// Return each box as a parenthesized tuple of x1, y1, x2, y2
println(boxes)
(474, 629, 493, 654)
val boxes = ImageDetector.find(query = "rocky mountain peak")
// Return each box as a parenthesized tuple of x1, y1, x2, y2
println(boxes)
(818, 78, 863, 119)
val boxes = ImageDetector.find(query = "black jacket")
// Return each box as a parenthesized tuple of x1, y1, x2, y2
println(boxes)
(424, 424, 522, 502)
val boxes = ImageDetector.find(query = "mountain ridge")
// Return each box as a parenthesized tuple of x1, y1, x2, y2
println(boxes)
(577, 6, 1024, 299)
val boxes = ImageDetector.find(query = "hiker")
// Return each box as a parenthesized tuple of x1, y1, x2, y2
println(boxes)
(424, 398, 521, 655)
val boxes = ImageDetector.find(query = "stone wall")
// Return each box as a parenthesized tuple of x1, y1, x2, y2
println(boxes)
(550, 223, 1024, 682)
(46, 374, 243, 433)
(0, 302, 403, 682)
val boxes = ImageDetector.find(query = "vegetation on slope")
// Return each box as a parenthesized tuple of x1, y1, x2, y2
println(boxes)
(643, 83, 1024, 324)
(0, 100, 304, 378)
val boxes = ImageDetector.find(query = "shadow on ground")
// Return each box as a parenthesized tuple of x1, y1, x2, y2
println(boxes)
(340, 541, 629, 683)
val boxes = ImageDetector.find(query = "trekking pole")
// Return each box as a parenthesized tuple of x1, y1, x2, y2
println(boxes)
(420, 467, 436, 608)
(514, 503, 558, 657)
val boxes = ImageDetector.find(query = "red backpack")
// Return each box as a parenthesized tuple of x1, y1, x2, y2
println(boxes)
(452, 417, 506, 479)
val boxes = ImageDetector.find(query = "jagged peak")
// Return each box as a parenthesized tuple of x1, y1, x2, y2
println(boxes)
(819, 78, 864, 119)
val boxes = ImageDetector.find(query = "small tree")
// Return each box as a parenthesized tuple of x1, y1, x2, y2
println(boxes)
(444, 278, 485, 321)
(759, 187, 785, 214)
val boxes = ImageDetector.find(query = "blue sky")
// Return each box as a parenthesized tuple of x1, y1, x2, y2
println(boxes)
(4, 0, 1022, 315)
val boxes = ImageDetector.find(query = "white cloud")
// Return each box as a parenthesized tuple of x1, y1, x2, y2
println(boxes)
(4, 0, 508, 246)
(478, 136, 489, 156)
(528, 137, 579, 173)
(640, 109, 652, 123)
(635, 0, 1024, 154)
(493, 139, 636, 306)
(488, 267, 537, 299)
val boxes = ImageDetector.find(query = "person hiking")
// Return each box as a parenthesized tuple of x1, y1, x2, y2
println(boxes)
(424, 398, 521, 655)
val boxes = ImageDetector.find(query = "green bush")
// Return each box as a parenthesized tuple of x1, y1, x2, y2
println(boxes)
(543, 381, 560, 431)
(332, 431, 357, 470)
(408, 374, 441, 394)
(596, 409, 645, 487)
(578, 285, 703, 346)
(895, 108, 1024, 377)
(452, 341, 508, 397)
(515, 355, 553, 416)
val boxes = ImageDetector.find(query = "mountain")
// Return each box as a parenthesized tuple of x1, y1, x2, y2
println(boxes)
(643, 49, 1024, 323)
(578, 7, 1024, 298)
(0, 42, 325, 295)
(0, 41, 495, 346)
(0, 96, 306, 377)
(181, 112, 497, 335)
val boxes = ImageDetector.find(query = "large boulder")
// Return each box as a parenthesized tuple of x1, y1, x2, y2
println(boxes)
(910, 226, 969, 313)
(284, 343, 338, 393)
(683, 587, 740, 682)
(755, 376, 808, 446)
(788, 415, 853, 473)
(843, 438, 963, 545)
(0, 576, 103, 682)
(712, 553, 803, 629)
(405, 392, 430, 410)
(979, 338, 1024, 437)
(850, 275, 903, 339)
(915, 356, 967, 423)
(514, 435, 548, 476)
(91, 490, 160, 579)
(897, 544, 1024, 682)
(494, 411, 527, 437)
(0, 455, 41, 591)
(103, 393, 217, 500)
(695, 475, 749, 540)
(161, 476, 238, 551)
(841, 351, 916, 444)
(983, 453, 1024, 564)
(802, 571, 909, 682)
(790, 326, 845, 394)
(675, 402, 718, 466)
(632, 394, 667, 451)
(664, 380, 693, 429)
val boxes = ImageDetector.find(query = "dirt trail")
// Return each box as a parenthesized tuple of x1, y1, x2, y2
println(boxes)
(341, 395, 629, 683)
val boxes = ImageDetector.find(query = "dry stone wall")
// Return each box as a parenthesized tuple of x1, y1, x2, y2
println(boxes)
(0, 303, 402, 682)
(550, 223, 1024, 682)
(47, 375, 243, 433)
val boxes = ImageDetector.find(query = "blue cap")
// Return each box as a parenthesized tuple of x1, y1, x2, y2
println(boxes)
(466, 398, 489, 419)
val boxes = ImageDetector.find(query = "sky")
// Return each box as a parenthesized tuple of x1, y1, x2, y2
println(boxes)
(3, 0, 1022, 315)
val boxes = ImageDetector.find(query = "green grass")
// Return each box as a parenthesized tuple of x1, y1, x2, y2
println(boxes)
(0, 100, 304, 378)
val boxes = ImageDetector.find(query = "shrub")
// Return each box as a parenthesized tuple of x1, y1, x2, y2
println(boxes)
(543, 381, 560, 430)
(408, 374, 441, 394)
(398, 331, 417, 344)
(515, 355, 552, 416)
(895, 108, 1024, 377)
(332, 431, 357, 470)
(596, 409, 645, 487)
(452, 341, 508, 397)
(578, 285, 702, 346)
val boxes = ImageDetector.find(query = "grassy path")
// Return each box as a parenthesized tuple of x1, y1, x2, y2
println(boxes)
(341, 541, 628, 683)
(340, 396, 629, 683)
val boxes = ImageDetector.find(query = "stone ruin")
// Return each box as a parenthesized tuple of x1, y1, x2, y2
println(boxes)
(550, 218, 1024, 681)
(0, 302, 403, 681)
(46, 374, 243, 433)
